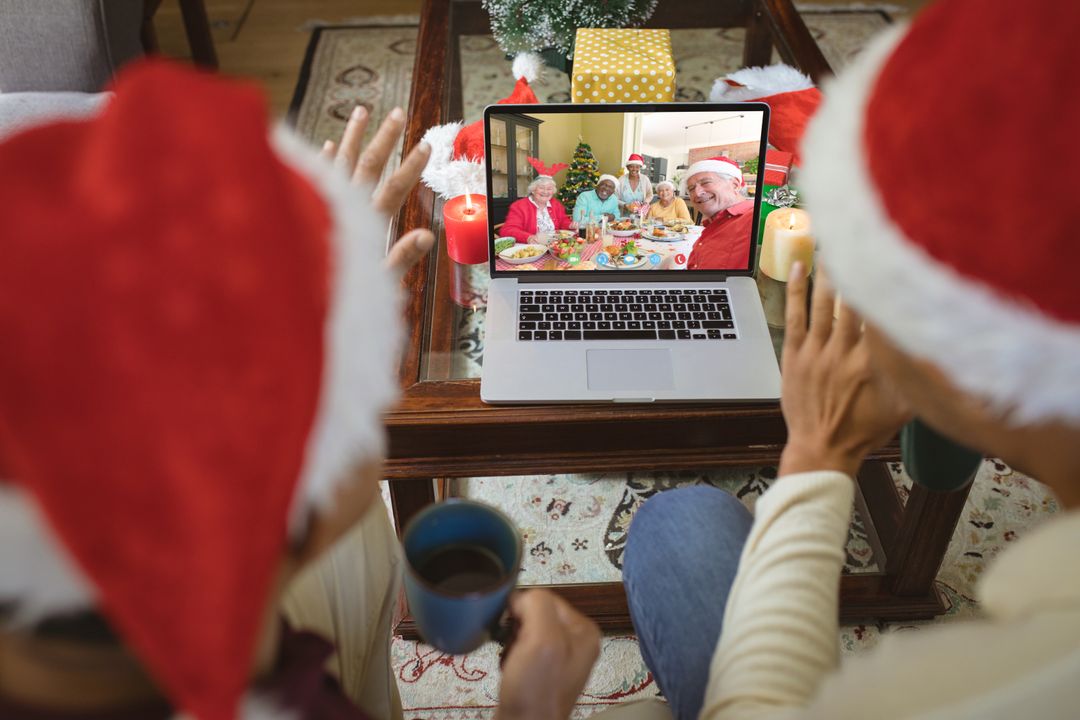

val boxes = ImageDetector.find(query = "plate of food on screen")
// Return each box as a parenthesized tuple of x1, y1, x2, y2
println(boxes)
(499, 243, 549, 264)
(609, 218, 638, 237)
(547, 234, 588, 261)
(598, 241, 648, 269)
(662, 220, 692, 234)
(642, 226, 683, 242)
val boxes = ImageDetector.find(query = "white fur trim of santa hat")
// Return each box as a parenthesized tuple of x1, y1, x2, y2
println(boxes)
(186, 690, 302, 719)
(420, 121, 486, 199)
(684, 157, 743, 182)
(597, 173, 618, 186)
(0, 484, 97, 621)
(0, 125, 402, 622)
(272, 126, 402, 528)
(709, 63, 814, 102)
(803, 23, 1080, 425)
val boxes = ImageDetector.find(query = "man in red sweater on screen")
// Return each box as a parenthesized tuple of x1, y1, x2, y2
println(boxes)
(682, 157, 754, 271)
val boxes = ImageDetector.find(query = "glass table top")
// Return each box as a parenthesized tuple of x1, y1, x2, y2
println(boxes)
(399, 11, 906, 586)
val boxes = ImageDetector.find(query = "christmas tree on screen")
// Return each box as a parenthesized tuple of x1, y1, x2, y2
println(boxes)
(557, 139, 600, 213)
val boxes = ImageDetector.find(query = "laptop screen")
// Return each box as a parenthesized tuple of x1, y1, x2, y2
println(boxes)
(484, 102, 769, 276)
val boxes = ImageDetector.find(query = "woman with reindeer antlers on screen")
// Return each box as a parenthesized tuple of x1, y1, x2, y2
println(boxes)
(500, 157, 578, 244)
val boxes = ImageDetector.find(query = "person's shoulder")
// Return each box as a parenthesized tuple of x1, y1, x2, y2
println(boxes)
(727, 199, 755, 216)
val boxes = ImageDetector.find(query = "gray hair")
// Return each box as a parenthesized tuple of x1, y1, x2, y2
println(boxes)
(527, 176, 557, 195)
(656, 180, 676, 192)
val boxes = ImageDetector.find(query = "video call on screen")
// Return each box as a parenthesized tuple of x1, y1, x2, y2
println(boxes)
(486, 108, 765, 272)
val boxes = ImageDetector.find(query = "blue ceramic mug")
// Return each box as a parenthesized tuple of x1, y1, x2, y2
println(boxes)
(402, 499, 522, 654)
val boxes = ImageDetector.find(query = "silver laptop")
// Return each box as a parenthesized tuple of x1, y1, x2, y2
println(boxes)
(480, 102, 780, 403)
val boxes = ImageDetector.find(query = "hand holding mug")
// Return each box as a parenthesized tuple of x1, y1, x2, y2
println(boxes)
(495, 590, 601, 720)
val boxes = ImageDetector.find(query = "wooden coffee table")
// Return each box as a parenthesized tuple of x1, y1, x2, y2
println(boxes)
(387, 0, 972, 636)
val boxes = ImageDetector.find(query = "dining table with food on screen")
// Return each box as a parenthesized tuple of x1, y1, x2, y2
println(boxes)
(492, 219, 705, 272)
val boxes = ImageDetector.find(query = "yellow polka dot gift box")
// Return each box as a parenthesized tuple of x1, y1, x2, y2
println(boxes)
(571, 28, 676, 103)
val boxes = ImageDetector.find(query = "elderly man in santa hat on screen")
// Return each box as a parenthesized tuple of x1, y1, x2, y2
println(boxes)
(681, 156, 754, 271)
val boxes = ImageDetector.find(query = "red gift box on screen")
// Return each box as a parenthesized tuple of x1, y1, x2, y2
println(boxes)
(763, 149, 793, 186)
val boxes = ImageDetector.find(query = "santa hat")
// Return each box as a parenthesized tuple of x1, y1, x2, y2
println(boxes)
(420, 52, 543, 199)
(598, 173, 619, 187)
(625, 153, 645, 167)
(681, 155, 743, 194)
(802, 0, 1080, 425)
(0, 60, 401, 719)
(710, 63, 821, 165)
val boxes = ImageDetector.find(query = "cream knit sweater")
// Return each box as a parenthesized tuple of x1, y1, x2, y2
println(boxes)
(701, 471, 1080, 720)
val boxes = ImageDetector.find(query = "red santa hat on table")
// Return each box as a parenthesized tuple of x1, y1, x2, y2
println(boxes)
(0, 60, 402, 719)
(802, 0, 1080, 425)
(710, 63, 821, 165)
(421, 52, 543, 199)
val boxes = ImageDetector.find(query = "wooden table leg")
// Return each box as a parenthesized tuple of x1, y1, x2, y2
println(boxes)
(178, 0, 218, 69)
(743, 6, 775, 67)
(887, 479, 973, 596)
(390, 477, 437, 631)
(388, 477, 437, 539)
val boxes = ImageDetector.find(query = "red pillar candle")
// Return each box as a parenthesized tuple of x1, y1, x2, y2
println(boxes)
(443, 193, 489, 265)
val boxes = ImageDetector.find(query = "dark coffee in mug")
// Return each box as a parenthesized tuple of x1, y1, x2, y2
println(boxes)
(402, 499, 521, 654)
(417, 543, 505, 594)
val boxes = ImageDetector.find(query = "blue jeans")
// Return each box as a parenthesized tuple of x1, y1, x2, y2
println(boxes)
(623, 486, 754, 720)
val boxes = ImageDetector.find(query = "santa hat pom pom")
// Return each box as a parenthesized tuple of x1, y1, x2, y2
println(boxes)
(512, 52, 545, 83)
(709, 63, 814, 102)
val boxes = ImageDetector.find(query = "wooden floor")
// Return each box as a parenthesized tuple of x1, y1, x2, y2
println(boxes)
(151, 0, 928, 118)
(152, 0, 421, 116)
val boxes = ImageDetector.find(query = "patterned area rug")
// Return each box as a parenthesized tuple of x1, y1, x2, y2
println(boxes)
(289, 9, 905, 141)
(290, 9, 1060, 719)
(386, 460, 1059, 717)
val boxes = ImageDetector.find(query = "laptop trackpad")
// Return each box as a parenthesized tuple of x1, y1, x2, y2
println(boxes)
(586, 349, 675, 392)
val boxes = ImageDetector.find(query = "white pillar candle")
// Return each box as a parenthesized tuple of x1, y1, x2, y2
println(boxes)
(759, 208, 813, 280)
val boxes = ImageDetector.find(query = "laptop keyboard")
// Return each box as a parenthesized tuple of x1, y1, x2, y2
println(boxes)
(516, 288, 737, 341)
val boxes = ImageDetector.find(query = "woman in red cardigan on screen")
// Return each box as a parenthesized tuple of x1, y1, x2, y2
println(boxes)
(502, 157, 578, 243)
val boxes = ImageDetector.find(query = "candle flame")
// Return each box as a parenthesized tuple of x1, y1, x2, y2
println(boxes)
(788, 213, 797, 230)
(465, 192, 473, 212)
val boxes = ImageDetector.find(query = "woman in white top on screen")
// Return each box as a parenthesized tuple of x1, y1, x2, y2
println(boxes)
(617, 153, 654, 214)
